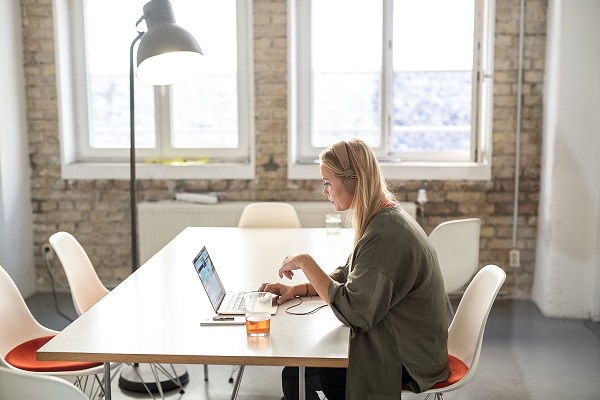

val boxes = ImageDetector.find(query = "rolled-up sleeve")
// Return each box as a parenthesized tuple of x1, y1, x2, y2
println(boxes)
(329, 265, 396, 335)
(326, 213, 423, 335)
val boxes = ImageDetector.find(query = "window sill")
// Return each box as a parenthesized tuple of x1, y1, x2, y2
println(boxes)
(288, 161, 492, 181)
(61, 161, 255, 180)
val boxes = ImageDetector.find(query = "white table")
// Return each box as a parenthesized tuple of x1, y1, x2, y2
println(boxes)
(39, 227, 353, 399)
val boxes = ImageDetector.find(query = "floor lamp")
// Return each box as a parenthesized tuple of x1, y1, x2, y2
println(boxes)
(122, 0, 203, 394)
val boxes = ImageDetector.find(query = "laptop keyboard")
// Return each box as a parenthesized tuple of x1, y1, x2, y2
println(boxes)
(225, 292, 245, 312)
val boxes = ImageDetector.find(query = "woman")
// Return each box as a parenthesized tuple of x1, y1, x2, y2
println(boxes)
(260, 139, 449, 400)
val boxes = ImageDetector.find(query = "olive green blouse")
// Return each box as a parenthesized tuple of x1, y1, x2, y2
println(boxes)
(328, 206, 449, 399)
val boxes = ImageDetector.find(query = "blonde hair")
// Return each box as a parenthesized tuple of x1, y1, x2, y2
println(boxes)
(320, 138, 397, 245)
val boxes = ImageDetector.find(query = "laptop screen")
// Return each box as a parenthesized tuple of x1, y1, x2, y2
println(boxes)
(192, 246, 226, 312)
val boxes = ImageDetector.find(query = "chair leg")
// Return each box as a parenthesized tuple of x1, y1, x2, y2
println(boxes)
(125, 365, 158, 399)
(119, 363, 188, 399)
(229, 365, 245, 400)
(165, 363, 187, 393)
(149, 364, 166, 399)
(74, 374, 103, 399)
(74, 364, 122, 400)
(152, 364, 191, 398)
(153, 363, 187, 394)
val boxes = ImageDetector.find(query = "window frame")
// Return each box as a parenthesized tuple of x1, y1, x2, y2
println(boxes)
(287, 0, 495, 181)
(53, 0, 255, 180)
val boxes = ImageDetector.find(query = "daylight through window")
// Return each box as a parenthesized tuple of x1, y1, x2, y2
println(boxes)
(291, 0, 494, 172)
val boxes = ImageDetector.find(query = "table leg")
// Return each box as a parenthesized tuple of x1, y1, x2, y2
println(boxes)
(299, 366, 305, 400)
(104, 362, 112, 400)
(229, 365, 245, 400)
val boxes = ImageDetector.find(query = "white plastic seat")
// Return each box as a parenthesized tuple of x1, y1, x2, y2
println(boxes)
(49, 231, 189, 398)
(238, 202, 302, 228)
(402, 264, 506, 399)
(0, 265, 117, 399)
(429, 218, 481, 316)
(0, 367, 89, 400)
(48, 232, 109, 316)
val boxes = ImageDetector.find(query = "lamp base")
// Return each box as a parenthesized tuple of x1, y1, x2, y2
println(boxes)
(118, 363, 189, 393)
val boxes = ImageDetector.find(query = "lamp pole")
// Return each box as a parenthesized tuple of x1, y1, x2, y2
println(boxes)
(118, 22, 189, 395)
(129, 29, 143, 274)
(120, 0, 202, 393)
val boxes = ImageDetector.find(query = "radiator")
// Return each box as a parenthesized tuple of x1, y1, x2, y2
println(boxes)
(138, 200, 416, 263)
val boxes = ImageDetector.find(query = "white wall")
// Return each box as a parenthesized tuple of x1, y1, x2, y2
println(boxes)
(0, 0, 36, 296)
(533, 0, 600, 321)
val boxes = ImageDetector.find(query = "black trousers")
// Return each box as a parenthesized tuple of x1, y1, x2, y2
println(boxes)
(281, 365, 418, 399)
(281, 366, 346, 400)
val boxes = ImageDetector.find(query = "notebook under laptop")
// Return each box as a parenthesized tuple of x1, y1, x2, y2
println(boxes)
(192, 246, 278, 316)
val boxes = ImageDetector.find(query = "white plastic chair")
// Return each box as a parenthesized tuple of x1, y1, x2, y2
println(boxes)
(402, 264, 506, 399)
(0, 367, 89, 400)
(49, 231, 190, 398)
(429, 218, 481, 316)
(0, 265, 117, 399)
(48, 232, 109, 316)
(238, 202, 302, 228)
(236, 202, 301, 396)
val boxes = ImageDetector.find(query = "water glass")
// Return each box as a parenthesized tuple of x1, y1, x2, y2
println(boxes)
(244, 292, 271, 336)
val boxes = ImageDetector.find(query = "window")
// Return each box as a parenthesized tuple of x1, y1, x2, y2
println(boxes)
(54, 0, 255, 179)
(288, 0, 495, 180)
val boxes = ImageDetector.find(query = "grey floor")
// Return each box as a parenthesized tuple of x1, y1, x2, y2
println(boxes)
(26, 293, 600, 400)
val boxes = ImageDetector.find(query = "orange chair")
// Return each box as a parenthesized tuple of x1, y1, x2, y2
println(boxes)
(402, 265, 506, 399)
(0, 265, 118, 399)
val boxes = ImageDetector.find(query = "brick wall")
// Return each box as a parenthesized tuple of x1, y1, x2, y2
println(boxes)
(22, 0, 546, 297)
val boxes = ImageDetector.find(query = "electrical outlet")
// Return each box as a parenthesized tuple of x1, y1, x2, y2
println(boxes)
(509, 249, 520, 268)
(41, 243, 53, 260)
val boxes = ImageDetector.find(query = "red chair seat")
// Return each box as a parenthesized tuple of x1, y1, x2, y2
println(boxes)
(5, 335, 102, 372)
(402, 354, 469, 392)
(432, 354, 468, 389)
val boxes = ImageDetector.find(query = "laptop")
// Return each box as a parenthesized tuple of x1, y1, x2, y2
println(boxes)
(192, 246, 278, 316)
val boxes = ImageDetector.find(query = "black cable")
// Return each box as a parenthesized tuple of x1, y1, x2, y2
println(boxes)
(285, 297, 329, 315)
(42, 246, 73, 323)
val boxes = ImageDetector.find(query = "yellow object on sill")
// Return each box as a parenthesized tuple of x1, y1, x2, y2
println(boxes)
(144, 157, 210, 166)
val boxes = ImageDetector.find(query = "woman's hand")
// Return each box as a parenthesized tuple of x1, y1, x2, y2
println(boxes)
(279, 253, 310, 279)
(259, 282, 297, 304)
(262, 252, 333, 304)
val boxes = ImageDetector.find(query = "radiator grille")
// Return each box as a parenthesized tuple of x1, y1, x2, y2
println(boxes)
(138, 200, 416, 263)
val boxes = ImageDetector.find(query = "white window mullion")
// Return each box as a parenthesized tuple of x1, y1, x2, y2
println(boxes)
(156, 85, 172, 159)
(475, 0, 495, 164)
(380, 0, 394, 160)
(235, 0, 254, 163)
(296, 0, 315, 159)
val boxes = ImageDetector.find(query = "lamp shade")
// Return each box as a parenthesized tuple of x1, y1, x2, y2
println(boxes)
(136, 0, 203, 85)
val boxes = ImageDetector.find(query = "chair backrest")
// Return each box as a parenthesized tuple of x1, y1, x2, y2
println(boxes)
(0, 266, 55, 365)
(238, 202, 302, 228)
(429, 218, 481, 293)
(0, 367, 89, 400)
(448, 265, 505, 378)
(49, 231, 110, 316)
